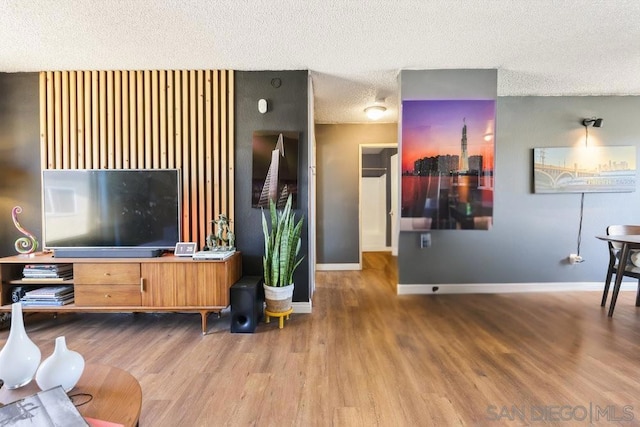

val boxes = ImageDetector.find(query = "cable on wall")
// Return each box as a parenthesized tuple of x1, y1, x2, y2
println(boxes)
(575, 117, 603, 262)
(576, 192, 585, 258)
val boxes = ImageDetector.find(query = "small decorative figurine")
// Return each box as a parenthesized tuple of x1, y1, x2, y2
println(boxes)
(206, 233, 217, 250)
(12, 206, 38, 254)
(206, 213, 235, 251)
(227, 229, 235, 249)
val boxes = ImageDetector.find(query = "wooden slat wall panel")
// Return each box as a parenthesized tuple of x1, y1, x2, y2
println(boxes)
(54, 72, 62, 167)
(213, 71, 220, 224)
(227, 71, 235, 224)
(39, 72, 47, 170)
(115, 71, 122, 169)
(83, 71, 91, 169)
(189, 70, 197, 243)
(136, 71, 144, 168)
(39, 70, 235, 249)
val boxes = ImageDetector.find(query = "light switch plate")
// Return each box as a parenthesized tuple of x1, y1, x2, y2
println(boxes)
(258, 99, 268, 114)
(420, 233, 431, 248)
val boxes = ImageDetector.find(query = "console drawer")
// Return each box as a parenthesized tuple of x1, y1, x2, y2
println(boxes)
(74, 263, 140, 285)
(74, 284, 141, 306)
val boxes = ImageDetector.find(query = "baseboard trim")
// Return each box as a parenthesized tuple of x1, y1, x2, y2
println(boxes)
(292, 301, 312, 313)
(362, 247, 392, 252)
(397, 282, 639, 295)
(316, 263, 361, 271)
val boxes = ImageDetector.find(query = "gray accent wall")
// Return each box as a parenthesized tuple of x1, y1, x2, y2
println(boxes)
(0, 73, 41, 258)
(402, 69, 498, 100)
(234, 71, 310, 302)
(3, 70, 638, 288)
(313, 70, 640, 285)
(315, 123, 398, 264)
(398, 94, 640, 284)
(0, 71, 312, 303)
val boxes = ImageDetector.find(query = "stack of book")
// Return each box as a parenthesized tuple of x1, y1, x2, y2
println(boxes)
(192, 249, 236, 260)
(22, 263, 73, 281)
(21, 285, 74, 306)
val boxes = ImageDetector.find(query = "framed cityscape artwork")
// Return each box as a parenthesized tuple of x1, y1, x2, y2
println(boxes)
(401, 100, 496, 231)
(533, 146, 636, 193)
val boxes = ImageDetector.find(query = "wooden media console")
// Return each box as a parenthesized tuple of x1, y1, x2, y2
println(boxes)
(0, 251, 242, 334)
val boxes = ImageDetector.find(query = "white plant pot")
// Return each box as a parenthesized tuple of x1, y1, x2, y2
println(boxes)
(263, 283, 294, 313)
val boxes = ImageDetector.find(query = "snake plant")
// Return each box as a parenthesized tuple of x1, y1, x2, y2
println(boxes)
(261, 194, 304, 287)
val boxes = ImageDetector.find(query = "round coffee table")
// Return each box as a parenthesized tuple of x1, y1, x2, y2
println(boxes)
(0, 363, 141, 426)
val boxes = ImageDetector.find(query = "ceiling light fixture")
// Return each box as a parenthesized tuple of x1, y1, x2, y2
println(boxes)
(365, 105, 386, 120)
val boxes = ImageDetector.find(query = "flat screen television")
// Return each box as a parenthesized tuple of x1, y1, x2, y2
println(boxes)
(42, 169, 181, 258)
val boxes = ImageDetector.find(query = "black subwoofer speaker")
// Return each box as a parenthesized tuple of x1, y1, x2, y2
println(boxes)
(230, 276, 264, 333)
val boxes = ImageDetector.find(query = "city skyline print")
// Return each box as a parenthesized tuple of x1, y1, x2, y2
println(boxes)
(401, 99, 496, 231)
(533, 146, 636, 193)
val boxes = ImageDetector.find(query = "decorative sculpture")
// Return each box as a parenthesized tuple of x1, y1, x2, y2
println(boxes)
(36, 336, 85, 392)
(0, 302, 42, 388)
(206, 213, 235, 251)
(12, 206, 38, 254)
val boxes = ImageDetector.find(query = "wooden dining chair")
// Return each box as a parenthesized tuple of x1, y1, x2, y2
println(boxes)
(601, 225, 640, 311)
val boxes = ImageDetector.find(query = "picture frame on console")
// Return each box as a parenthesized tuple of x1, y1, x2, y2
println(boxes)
(174, 242, 197, 257)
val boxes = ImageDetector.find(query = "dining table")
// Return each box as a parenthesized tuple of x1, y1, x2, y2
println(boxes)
(595, 234, 640, 316)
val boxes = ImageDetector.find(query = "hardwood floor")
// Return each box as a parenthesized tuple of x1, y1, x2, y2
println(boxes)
(4, 251, 640, 426)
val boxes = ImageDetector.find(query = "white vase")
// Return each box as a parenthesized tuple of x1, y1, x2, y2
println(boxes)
(263, 283, 294, 313)
(0, 302, 41, 389)
(36, 336, 85, 392)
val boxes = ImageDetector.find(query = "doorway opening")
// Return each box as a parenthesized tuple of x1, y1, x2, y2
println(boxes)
(359, 144, 398, 267)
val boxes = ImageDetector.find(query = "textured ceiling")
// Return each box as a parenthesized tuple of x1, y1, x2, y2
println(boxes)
(1, 1, 639, 123)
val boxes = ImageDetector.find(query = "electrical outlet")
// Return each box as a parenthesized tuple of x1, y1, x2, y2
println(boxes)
(569, 253, 583, 264)
(420, 233, 431, 248)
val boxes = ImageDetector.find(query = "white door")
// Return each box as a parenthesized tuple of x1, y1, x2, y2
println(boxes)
(362, 175, 387, 251)
(359, 144, 398, 265)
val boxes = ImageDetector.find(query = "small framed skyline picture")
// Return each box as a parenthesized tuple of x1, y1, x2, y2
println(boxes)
(533, 146, 636, 193)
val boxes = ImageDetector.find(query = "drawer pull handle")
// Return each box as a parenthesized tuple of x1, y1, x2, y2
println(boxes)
(140, 278, 145, 292)
(105, 294, 111, 298)
(104, 272, 111, 276)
